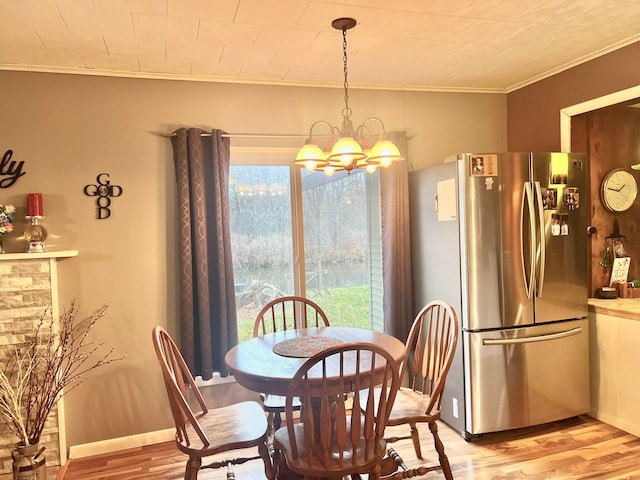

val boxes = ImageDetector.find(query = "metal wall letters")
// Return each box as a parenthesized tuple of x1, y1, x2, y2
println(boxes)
(83, 173, 124, 219)
(0, 150, 26, 188)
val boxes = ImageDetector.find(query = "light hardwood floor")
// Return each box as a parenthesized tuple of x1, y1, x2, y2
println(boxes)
(61, 415, 640, 480)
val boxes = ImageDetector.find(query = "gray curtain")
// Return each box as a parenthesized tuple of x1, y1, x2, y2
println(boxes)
(380, 131, 413, 341)
(171, 128, 238, 379)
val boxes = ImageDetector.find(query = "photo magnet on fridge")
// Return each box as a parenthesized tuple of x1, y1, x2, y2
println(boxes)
(469, 154, 498, 177)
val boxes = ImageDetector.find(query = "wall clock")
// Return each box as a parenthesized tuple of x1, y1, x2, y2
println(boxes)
(601, 168, 638, 212)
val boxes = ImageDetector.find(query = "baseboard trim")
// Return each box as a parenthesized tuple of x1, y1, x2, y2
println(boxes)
(68, 428, 175, 459)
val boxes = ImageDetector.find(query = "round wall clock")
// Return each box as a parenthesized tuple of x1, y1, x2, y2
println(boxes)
(601, 168, 638, 212)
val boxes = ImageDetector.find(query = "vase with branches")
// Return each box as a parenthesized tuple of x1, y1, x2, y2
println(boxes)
(0, 302, 124, 478)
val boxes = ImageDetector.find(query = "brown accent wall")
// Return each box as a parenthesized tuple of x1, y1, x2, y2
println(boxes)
(507, 42, 640, 152)
(507, 41, 640, 297)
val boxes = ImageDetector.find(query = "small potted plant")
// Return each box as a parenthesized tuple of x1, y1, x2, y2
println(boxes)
(0, 302, 124, 479)
(0, 202, 15, 253)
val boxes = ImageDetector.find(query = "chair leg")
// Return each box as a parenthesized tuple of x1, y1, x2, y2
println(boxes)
(184, 455, 201, 480)
(410, 423, 423, 459)
(429, 421, 453, 480)
(258, 437, 276, 480)
(267, 411, 275, 435)
(274, 448, 300, 480)
(226, 464, 236, 480)
(274, 410, 282, 431)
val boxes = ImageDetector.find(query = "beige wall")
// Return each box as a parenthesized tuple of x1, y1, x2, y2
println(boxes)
(0, 70, 506, 448)
(2, 38, 637, 453)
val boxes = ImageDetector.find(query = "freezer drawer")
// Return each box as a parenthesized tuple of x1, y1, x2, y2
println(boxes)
(464, 319, 589, 436)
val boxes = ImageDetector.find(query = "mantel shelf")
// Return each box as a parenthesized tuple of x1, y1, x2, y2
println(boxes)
(0, 250, 78, 261)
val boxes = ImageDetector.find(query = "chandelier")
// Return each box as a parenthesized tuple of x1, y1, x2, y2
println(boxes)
(294, 18, 404, 176)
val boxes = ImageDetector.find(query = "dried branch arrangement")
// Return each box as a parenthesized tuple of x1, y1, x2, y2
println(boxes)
(0, 302, 124, 446)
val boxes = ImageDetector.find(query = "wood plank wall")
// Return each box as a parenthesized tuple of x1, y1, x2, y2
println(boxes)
(573, 104, 640, 295)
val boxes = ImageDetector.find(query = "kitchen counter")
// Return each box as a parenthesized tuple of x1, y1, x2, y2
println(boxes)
(588, 297, 640, 320)
(589, 297, 640, 438)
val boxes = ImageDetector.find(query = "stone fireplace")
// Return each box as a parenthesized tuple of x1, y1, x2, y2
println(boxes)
(0, 251, 78, 480)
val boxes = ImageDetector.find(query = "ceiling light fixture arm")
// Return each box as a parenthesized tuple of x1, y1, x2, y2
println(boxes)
(355, 117, 388, 145)
(294, 120, 340, 172)
(304, 120, 338, 145)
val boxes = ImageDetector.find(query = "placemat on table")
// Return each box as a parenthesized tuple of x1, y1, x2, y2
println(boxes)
(272, 336, 344, 358)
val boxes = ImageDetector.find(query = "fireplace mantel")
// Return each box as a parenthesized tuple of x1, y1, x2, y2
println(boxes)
(0, 250, 78, 261)
(0, 250, 78, 479)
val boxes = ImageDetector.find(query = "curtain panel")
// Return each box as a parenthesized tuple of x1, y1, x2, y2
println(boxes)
(380, 131, 413, 342)
(171, 128, 238, 379)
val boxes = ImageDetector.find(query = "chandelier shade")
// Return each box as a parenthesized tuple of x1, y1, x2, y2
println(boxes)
(368, 139, 403, 167)
(327, 136, 367, 166)
(295, 143, 327, 172)
(294, 18, 404, 176)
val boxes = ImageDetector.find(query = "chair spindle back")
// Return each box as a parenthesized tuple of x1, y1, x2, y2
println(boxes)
(403, 300, 459, 414)
(253, 295, 329, 337)
(152, 326, 210, 447)
(283, 342, 400, 475)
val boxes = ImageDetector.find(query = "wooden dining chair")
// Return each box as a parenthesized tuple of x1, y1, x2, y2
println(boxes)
(379, 300, 459, 480)
(151, 326, 274, 480)
(253, 295, 330, 336)
(253, 295, 330, 433)
(273, 342, 400, 480)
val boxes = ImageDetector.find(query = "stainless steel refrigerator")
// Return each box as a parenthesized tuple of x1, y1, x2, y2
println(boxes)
(409, 152, 590, 440)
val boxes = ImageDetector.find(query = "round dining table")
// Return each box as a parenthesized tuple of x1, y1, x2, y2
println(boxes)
(225, 326, 406, 397)
(225, 326, 405, 480)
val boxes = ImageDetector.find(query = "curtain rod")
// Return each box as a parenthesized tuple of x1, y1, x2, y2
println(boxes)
(158, 132, 307, 139)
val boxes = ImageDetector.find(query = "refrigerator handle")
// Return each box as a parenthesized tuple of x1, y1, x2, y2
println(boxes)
(520, 183, 535, 298)
(482, 327, 583, 346)
(533, 181, 546, 296)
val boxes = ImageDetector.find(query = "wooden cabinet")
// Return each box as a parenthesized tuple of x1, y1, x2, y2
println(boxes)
(589, 298, 640, 437)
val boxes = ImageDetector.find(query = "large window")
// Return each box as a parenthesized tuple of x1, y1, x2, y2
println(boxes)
(229, 155, 383, 342)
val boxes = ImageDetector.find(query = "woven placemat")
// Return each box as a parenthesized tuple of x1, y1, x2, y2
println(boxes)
(272, 336, 344, 358)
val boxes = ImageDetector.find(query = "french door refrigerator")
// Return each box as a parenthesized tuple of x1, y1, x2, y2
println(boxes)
(409, 152, 589, 440)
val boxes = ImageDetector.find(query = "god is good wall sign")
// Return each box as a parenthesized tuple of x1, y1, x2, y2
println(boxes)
(84, 173, 124, 219)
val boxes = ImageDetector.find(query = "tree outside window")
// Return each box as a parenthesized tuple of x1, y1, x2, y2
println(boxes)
(229, 165, 380, 341)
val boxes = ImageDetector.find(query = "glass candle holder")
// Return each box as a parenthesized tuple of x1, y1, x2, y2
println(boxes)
(25, 216, 48, 253)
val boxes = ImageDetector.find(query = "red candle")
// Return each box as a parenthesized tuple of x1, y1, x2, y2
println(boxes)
(27, 193, 43, 217)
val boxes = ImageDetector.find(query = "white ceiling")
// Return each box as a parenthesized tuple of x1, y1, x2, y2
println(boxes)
(1, 0, 640, 93)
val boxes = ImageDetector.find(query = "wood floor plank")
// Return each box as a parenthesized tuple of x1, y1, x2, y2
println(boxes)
(62, 416, 640, 479)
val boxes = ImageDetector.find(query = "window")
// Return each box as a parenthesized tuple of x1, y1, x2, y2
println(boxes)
(229, 149, 383, 341)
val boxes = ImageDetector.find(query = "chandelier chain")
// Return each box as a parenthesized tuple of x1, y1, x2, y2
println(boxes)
(342, 27, 350, 118)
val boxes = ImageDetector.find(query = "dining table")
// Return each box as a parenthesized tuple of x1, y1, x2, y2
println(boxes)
(224, 326, 406, 479)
